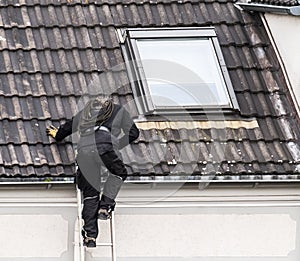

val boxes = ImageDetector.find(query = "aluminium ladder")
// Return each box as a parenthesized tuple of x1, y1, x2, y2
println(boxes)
(76, 186, 117, 261)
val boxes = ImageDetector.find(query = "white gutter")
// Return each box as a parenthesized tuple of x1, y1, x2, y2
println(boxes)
(125, 179, 300, 183)
(0, 181, 74, 185)
(0, 177, 74, 186)
(1, 176, 300, 185)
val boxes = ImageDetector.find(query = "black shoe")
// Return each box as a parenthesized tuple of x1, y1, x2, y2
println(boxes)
(98, 208, 112, 220)
(83, 237, 96, 248)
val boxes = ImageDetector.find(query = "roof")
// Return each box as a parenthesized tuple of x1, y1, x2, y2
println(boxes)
(0, 0, 300, 181)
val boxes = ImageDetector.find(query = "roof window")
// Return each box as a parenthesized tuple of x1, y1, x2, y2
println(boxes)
(119, 27, 239, 115)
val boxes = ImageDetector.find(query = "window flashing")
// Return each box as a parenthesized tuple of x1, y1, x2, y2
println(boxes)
(211, 37, 239, 109)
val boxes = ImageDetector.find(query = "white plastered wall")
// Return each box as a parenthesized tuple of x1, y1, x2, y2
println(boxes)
(2, 183, 300, 261)
(0, 184, 77, 261)
(87, 183, 300, 261)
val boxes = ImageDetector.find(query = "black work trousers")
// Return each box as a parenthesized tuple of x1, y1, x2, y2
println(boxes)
(76, 149, 127, 239)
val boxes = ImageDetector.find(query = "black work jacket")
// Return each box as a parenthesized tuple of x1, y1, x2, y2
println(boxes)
(55, 104, 139, 150)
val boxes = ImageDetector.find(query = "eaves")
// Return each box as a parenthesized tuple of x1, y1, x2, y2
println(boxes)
(1, 174, 300, 186)
(235, 1, 300, 15)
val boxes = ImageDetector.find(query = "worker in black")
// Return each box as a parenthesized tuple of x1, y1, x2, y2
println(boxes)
(46, 95, 139, 247)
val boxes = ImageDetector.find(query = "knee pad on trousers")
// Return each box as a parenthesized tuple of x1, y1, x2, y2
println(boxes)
(103, 174, 124, 201)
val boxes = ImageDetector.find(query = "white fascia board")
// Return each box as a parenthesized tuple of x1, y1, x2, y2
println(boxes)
(117, 183, 300, 208)
(235, 2, 300, 16)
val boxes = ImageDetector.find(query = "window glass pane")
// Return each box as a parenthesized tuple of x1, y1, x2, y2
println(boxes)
(136, 38, 231, 107)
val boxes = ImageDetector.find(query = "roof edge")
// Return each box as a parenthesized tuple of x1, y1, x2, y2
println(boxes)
(235, 2, 300, 15)
(1, 174, 300, 185)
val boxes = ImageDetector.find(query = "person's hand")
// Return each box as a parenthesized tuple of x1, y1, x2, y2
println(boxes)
(46, 125, 58, 139)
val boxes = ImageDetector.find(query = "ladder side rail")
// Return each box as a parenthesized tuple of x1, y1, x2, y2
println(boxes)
(111, 212, 117, 261)
(76, 186, 85, 261)
(95, 213, 117, 261)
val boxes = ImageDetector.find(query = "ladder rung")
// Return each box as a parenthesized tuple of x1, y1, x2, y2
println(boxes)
(96, 243, 113, 247)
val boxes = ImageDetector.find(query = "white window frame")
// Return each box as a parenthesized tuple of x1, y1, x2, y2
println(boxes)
(119, 27, 239, 115)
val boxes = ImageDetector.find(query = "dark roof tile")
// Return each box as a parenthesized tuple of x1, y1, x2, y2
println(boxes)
(222, 46, 247, 69)
(31, 28, 44, 49)
(236, 92, 257, 116)
(257, 118, 286, 141)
